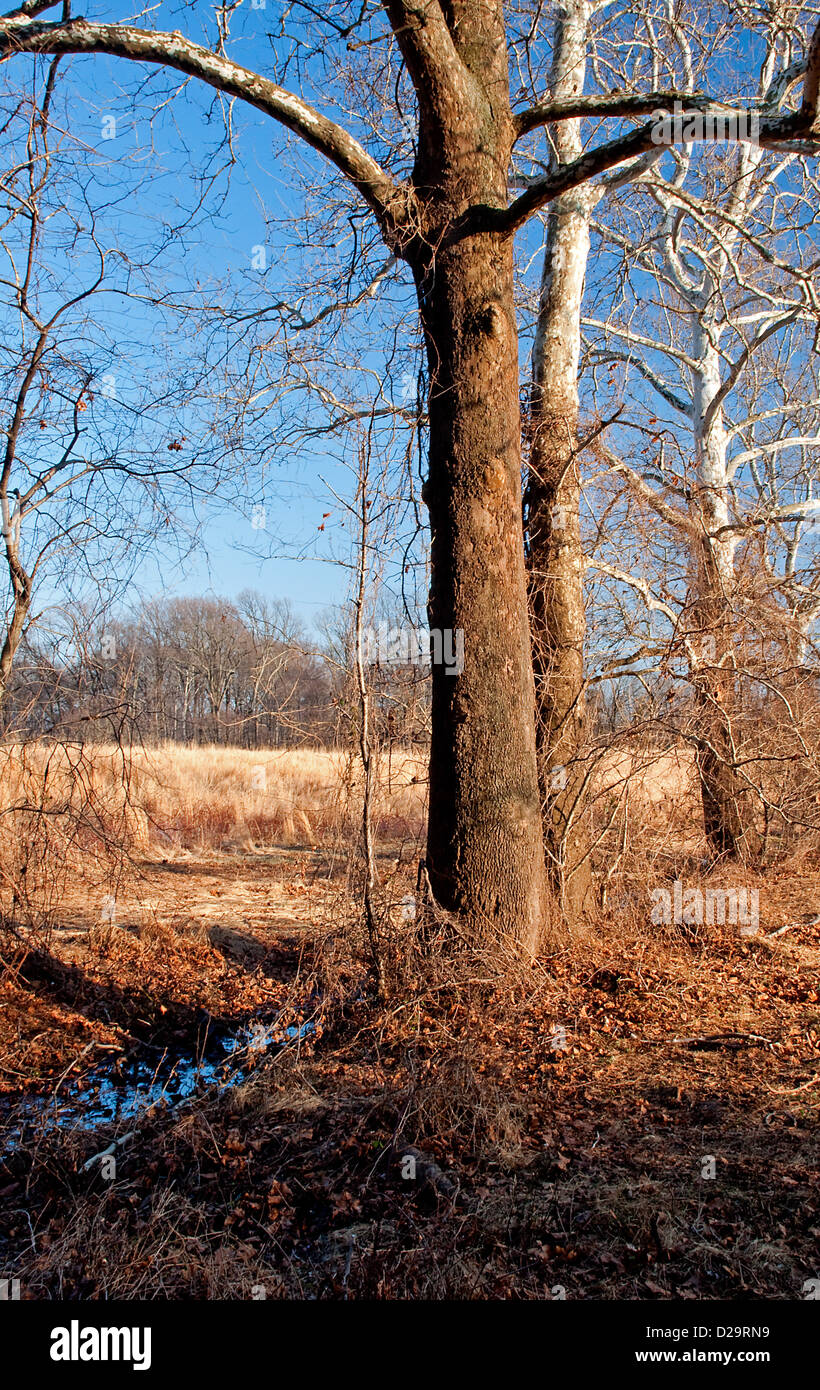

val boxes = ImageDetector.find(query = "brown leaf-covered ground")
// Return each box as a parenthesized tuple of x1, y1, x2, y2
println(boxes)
(1, 845, 818, 1300)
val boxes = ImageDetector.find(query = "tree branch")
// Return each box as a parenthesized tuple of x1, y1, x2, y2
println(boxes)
(601, 447, 696, 534)
(1, 1, 62, 17)
(514, 22, 820, 143)
(0, 15, 404, 232)
(702, 307, 803, 437)
(801, 16, 820, 121)
(514, 90, 729, 141)
(504, 105, 820, 233)
(586, 342, 694, 418)
(587, 559, 681, 628)
(383, 0, 470, 108)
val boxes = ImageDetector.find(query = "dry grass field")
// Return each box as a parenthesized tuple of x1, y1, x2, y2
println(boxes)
(1, 739, 818, 1300)
(0, 740, 428, 854)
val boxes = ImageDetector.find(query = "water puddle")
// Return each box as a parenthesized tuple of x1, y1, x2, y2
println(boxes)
(0, 1015, 316, 1152)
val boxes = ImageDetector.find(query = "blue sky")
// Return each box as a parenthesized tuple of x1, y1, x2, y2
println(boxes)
(5, 2, 422, 636)
(130, 488, 353, 626)
(8, 1, 816, 650)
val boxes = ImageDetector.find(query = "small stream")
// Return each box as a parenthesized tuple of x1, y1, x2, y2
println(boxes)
(1, 1015, 316, 1152)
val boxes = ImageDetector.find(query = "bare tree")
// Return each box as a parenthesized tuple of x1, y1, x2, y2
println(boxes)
(0, 56, 239, 719)
(2, 2, 818, 951)
(583, 7, 820, 858)
(522, 0, 665, 922)
(524, 0, 598, 926)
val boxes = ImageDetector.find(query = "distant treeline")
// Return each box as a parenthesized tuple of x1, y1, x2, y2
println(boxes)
(5, 589, 808, 754)
(0, 592, 432, 749)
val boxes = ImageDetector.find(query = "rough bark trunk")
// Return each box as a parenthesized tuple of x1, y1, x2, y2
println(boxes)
(525, 0, 595, 926)
(689, 538, 761, 862)
(417, 234, 550, 955)
(0, 547, 31, 711)
(689, 332, 761, 863)
(526, 201, 595, 925)
(408, 0, 550, 955)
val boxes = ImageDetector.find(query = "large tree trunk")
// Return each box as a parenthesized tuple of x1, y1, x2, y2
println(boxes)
(408, 0, 550, 956)
(526, 201, 595, 926)
(689, 337, 761, 864)
(416, 235, 550, 955)
(689, 537, 761, 862)
(525, 0, 595, 926)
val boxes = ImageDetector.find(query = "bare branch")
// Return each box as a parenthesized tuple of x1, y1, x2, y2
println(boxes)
(515, 90, 733, 140)
(0, 15, 404, 232)
(601, 447, 696, 535)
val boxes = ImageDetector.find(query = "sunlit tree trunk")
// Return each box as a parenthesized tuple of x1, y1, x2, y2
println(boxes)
(0, 497, 32, 712)
(689, 329, 761, 861)
(526, 0, 595, 924)
(410, 2, 550, 953)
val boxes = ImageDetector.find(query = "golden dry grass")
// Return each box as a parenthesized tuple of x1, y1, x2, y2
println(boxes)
(0, 741, 428, 863)
(593, 746, 695, 806)
(0, 738, 701, 869)
(123, 742, 427, 850)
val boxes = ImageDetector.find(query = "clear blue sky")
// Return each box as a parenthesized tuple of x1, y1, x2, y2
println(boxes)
(15, 1, 419, 635)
